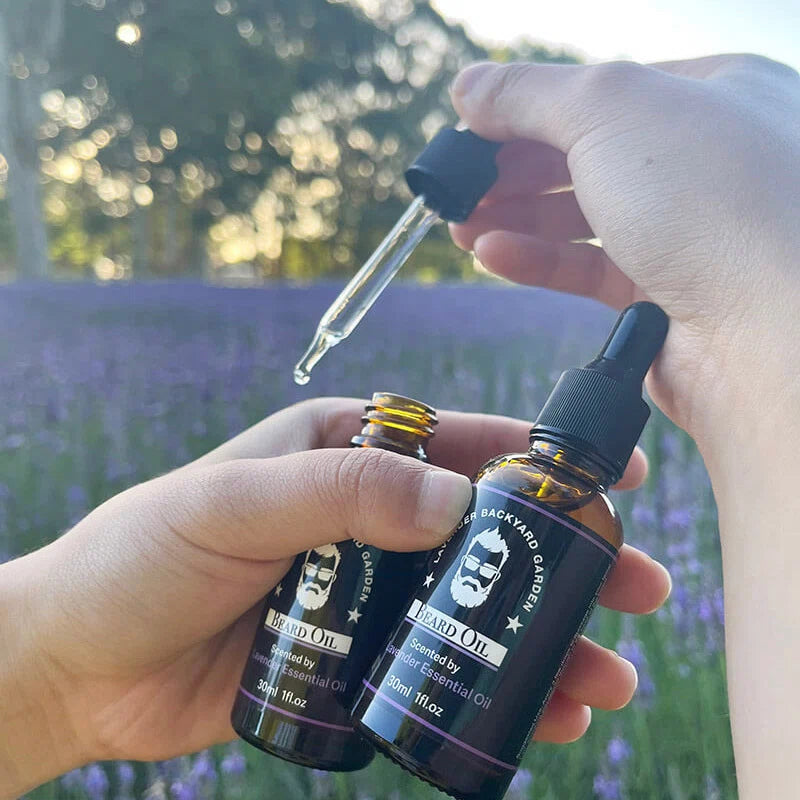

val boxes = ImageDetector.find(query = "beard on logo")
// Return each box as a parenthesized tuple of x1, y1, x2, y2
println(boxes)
(296, 581, 328, 610)
(450, 573, 492, 608)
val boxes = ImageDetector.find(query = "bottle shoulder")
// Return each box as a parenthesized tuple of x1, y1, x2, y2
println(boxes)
(475, 453, 623, 549)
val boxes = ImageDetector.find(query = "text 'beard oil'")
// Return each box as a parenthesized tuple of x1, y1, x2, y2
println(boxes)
(351, 303, 669, 799)
(231, 393, 438, 771)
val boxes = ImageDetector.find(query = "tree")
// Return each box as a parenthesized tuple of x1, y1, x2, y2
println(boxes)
(2, 0, 580, 281)
(0, 1, 64, 279)
(44, 0, 490, 278)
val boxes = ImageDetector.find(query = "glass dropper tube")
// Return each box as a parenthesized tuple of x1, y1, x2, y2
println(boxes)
(293, 195, 439, 385)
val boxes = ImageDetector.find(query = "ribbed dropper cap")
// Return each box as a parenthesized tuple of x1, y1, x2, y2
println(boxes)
(531, 302, 669, 483)
(404, 128, 501, 222)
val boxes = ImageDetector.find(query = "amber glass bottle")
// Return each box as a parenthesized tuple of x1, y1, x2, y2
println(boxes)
(232, 392, 437, 771)
(352, 303, 669, 799)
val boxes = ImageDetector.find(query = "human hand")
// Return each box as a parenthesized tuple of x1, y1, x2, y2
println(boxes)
(448, 55, 800, 451)
(0, 399, 668, 796)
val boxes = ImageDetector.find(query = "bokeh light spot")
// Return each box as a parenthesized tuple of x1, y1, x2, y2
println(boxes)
(116, 23, 141, 46)
(133, 184, 154, 206)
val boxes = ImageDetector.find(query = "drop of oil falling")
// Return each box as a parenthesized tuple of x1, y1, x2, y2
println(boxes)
(293, 330, 335, 385)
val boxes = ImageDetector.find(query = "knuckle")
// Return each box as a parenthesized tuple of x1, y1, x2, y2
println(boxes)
(202, 459, 253, 497)
(329, 448, 420, 532)
(283, 396, 332, 423)
(332, 448, 391, 508)
(285, 396, 362, 448)
(492, 62, 538, 101)
(293, 396, 332, 414)
(194, 460, 256, 524)
(581, 60, 644, 96)
(331, 450, 377, 530)
(728, 53, 798, 79)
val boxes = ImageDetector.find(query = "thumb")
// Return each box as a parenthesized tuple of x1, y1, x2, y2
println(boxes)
(450, 59, 662, 152)
(34, 450, 471, 671)
(151, 447, 473, 560)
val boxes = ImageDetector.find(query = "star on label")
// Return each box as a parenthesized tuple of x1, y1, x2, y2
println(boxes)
(347, 608, 362, 623)
(273, 583, 283, 597)
(506, 615, 523, 634)
(423, 573, 435, 588)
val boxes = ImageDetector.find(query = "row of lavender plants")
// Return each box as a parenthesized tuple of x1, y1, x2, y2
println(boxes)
(1, 282, 733, 799)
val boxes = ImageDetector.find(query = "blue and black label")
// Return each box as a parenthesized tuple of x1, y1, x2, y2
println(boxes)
(357, 483, 617, 770)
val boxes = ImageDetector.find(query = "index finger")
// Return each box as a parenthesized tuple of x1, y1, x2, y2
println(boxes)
(450, 60, 678, 152)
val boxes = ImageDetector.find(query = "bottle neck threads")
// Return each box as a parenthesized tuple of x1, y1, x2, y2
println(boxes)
(350, 392, 437, 461)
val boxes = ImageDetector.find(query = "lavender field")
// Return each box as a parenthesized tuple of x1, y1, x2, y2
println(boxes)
(2, 282, 733, 800)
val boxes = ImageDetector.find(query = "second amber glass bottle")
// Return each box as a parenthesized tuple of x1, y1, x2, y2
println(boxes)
(352, 303, 669, 799)
(231, 392, 437, 771)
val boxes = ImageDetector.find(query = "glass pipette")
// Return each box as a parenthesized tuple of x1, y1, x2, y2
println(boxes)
(293, 195, 439, 385)
(293, 128, 501, 385)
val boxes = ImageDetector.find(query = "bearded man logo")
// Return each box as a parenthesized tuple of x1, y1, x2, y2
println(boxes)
(450, 527, 510, 608)
(296, 544, 342, 610)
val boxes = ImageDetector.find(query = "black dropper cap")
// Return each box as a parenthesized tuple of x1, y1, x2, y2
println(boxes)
(531, 302, 670, 484)
(404, 128, 501, 223)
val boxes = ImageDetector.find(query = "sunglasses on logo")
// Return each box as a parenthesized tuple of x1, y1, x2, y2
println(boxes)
(303, 562, 336, 583)
(462, 553, 501, 580)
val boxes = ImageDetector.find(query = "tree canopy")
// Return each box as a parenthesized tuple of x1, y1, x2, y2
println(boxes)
(0, 0, 578, 281)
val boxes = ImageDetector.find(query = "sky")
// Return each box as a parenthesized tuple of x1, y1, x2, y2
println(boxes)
(432, 0, 799, 71)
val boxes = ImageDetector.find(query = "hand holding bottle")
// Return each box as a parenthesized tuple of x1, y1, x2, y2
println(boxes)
(449, 55, 800, 451)
(0, 398, 667, 798)
(449, 54, 800, 800)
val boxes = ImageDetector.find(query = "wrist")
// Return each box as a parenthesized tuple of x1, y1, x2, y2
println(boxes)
(0, 549, 92, 797)
(668, 296, 800, 470)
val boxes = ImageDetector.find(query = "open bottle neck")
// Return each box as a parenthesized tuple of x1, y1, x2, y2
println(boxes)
(349, 392, 437, 461)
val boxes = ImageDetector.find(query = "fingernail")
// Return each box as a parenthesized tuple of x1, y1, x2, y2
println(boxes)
(657, 560, 673, 599)
(450, 61, 498, 102)
(619, 656, 639, 694)
(416, 470, 472, 538)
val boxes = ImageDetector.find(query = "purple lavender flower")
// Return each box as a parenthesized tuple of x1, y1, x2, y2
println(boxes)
(507, 767, 533, 797)
(3, 433, 25, 450)
(83, 763, 109, 800)
(311, 768, 334, 798)
(60, 768, 84, 792)
(220, 744, 247, 776)
(617, 638, 655, 704)
(157, 757, 190, 782)
(713, 588, 725, 625)
(593, 774, 621, 800)
(170, 779, 198, 800)
(660, 430, 681, 459)
(117, 761, 135, 790)
(630, 502, 658, 529)
(66, 484, 89, 524)
(664, 507, 693, 530)
(698, 595, 713, 623)
(606, 737, 632, 766)
(189, 750, 217, 786)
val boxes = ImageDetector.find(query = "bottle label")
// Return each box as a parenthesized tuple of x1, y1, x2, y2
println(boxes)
(239, 541, 421, 731)
(359, 483, 617, 769)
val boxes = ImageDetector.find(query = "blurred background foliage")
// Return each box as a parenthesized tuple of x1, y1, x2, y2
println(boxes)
(0, 0, 577, 283)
